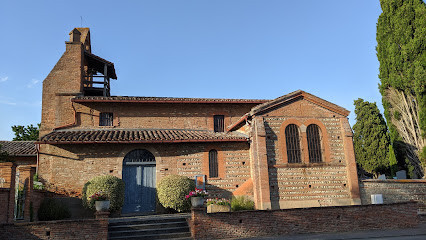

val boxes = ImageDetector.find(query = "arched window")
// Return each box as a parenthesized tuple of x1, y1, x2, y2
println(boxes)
(209, 149, 218, 177)
(307, 124, 323, 163)
(285, 124, 301, 163)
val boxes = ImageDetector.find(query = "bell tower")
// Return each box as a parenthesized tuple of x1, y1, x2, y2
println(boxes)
(40, 28, 116, 136)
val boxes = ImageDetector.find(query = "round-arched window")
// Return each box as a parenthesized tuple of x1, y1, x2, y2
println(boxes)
(307, 124, 323, 163)
(285, 124, 301, 163)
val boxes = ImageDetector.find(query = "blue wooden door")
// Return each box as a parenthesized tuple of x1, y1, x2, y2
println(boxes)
(122, 149, 156, 214)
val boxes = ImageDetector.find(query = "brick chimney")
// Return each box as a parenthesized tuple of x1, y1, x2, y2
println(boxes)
(40, 28, 89, 136)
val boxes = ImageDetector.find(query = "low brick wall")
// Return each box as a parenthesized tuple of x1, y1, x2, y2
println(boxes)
(190, 202, 419, 239)
(360, 180, 426, 207)
(0, 218, 108, 240)
(31, 190, 47, 221)
(0, 189, 10, 223)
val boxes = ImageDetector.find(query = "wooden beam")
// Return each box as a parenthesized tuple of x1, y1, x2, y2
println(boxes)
(103, 64, 108, 97)
(83, 80, 105, 84)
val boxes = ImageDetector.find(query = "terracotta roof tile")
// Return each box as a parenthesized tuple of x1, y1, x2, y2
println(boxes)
(73, 95, 269, 104)
(0, 141, 37, 156)
(38, 129, 248, 144)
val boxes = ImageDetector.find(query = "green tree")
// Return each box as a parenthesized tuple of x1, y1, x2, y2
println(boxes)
(377, 0, 426, 177)
(389, 144, 398, 177)
(353, 98, 391, 176)
(11, 124, 40, 141)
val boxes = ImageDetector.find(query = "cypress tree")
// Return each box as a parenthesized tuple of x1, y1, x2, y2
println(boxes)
(377, 0, 426, 177)
(389, 144, 398, 177)
(353, 99, 391, 176)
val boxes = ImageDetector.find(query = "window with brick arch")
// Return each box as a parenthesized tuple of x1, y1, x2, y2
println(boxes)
(285, 124, 302, 163)
(307, 124, 323, 163)
(209, 149, 218, 178)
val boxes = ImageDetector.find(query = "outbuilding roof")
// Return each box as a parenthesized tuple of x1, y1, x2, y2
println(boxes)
(37, 129, 249, 144)
(0, 141, 37, 156)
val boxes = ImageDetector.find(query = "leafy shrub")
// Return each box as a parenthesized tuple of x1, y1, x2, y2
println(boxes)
(157, 175, 195, 212)
(33, 173, 44, 190)
(0, 144, 11, 163)
(82, 175, 125, 212)
(38, 198, 71, 221)
(231, 196, 255, 211)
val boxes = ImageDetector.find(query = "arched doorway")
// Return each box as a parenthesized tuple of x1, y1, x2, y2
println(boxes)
(122, 149, 156, 214)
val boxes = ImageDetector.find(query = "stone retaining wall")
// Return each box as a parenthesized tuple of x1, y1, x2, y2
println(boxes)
(359, 179, 426, 207)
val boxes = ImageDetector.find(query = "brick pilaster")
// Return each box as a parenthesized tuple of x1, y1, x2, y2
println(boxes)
(250, 117, 271, 210)
(341, 118, 361, 205)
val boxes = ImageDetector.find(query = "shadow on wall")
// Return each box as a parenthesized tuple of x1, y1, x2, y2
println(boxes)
(205, 183, 232, 199)
(263, 121, 280, 209)
(33, 191, 95, 221)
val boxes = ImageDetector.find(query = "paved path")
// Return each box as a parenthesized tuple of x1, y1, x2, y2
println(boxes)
(238, 223, 426, 240)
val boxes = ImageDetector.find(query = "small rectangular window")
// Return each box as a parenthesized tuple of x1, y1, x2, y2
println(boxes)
(99, 112, 113, 126)
(214, 115, 224, 132)
(209, 150, 218, 178)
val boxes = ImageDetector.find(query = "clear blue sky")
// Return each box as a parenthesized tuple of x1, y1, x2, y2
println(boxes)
(0, 0, 383, 140)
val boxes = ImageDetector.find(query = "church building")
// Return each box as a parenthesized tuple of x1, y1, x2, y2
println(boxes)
(36, 28, 361, 214)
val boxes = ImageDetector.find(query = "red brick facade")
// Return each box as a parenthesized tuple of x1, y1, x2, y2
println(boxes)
(37, 28, 361, 213)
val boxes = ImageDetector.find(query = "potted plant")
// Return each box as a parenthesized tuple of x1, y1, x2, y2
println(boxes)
(89, 191, 110, 211)
(206, 198, 231, 213)
(185, 188, 208, 207)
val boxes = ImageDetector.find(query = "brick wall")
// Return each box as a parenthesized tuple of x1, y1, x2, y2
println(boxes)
(74, 102, 258, 131)
(31, 190, 47, 221)
(0, 189, 10, 223)
(0, 218, 108, 240)
(9, 156, 37, 167)
(190, 202, 419, 239)
(261, 99, 359, 208)
(0, 162, 45, 223)
(0, 163, 16, 223)
(38, 142, 251, 198)
(360, 180, 426, 206)
(40, 41, 84, 137)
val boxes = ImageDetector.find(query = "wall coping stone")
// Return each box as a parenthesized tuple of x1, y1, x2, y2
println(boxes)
(196, 201, 418, 215)
(362, 179, 426, 183)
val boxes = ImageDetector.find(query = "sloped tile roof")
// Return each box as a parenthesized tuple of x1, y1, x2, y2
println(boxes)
(227, 90, 350, 131)
(0, 141, 37, 156)
(72, 95, 269, 104)
(38, 129, 249, 144)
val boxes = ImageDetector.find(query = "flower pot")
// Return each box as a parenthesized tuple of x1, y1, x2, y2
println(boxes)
(191, 197, 204, 207)
(207, 204, 231, 213)
(95, 200, 110, 211)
